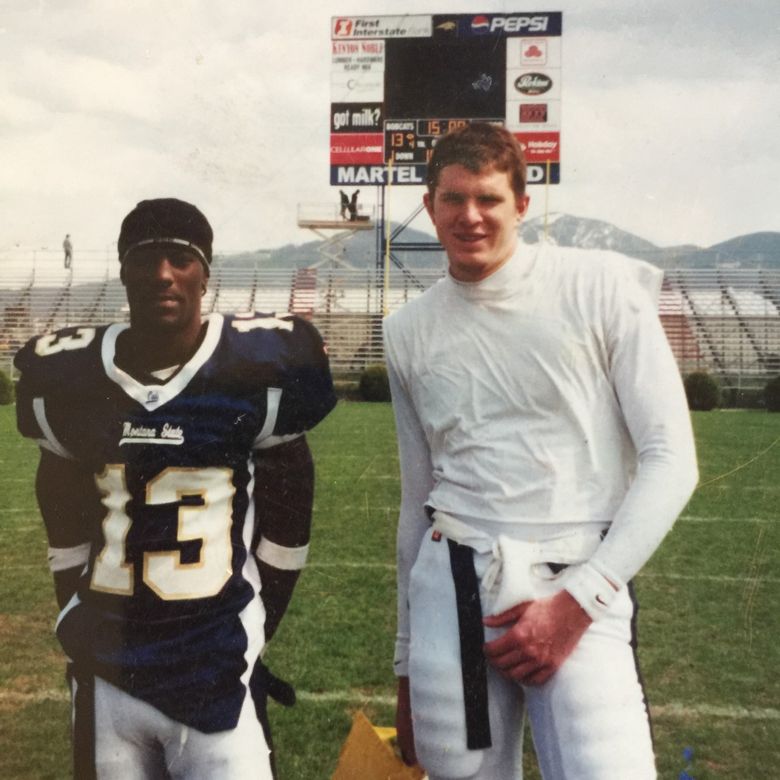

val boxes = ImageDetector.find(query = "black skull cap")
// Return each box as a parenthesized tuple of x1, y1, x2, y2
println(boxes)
(118, 198, 213, 273)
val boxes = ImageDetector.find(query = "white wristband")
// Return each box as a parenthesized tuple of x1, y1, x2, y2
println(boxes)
(256, 538, 309, 571)
(564, 561, 620, 621)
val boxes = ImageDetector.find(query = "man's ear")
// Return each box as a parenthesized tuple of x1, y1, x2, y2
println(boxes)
(516, 194, 530, 221)
(423, 191, 435, 224)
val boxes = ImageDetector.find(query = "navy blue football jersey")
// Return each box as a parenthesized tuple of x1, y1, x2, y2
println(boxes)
(14, 312, 336, 732)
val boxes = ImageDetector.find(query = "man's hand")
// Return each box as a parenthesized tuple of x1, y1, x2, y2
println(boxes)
(395, 676, 418, 766)
(483, 589, 592, 686)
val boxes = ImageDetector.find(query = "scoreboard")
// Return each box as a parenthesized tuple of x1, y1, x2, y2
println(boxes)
(330, 12, 562, 187)
(385, 118, 480, 165)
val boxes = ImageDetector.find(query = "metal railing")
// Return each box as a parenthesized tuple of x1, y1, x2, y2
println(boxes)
(2, 253, 778, 381)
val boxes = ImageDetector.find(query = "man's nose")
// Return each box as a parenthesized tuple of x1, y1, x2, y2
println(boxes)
(150, 257, 175, 282)
(457, 200, 481, 224)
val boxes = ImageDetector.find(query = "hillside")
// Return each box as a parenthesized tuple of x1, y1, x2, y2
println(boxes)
(217, 215, 780, 270)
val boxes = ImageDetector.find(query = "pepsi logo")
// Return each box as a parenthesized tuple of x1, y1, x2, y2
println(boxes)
(471, 15, 491, 34)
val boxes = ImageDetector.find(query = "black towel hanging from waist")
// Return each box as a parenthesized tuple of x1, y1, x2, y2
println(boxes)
(447, 538, 492, 750)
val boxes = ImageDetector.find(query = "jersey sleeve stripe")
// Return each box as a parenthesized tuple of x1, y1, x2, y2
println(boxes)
(253, 387, 282, 448)
(33, 397, 74, 459)
(54, 591, 82, 631)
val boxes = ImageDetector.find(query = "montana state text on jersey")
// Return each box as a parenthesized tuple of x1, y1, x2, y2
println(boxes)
(14, 311, 336, 733)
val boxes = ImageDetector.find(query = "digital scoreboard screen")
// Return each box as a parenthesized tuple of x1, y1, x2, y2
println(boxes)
(384, 118, 479, 165)
(330, 12, 562, 186)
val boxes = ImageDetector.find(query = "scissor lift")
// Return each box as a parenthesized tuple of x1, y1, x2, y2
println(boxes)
(296, 202, 375, 269)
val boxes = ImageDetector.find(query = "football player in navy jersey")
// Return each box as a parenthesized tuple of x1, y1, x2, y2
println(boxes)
(15, 198, 336, 779)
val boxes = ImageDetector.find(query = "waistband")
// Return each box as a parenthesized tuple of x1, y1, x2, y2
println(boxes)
(430, 510, 606, 561)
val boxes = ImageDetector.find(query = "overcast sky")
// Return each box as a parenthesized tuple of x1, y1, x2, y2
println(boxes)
(1, 0, 778, 257)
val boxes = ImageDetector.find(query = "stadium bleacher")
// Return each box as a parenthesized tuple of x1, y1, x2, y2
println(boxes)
(2, 252, 778, 383)
(662, 269, 780, 379)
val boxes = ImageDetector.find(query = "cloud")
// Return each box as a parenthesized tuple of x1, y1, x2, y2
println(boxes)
(14, 50, 159, 121)
(555, 73, 780, 245)
(0, 0, 777, 251)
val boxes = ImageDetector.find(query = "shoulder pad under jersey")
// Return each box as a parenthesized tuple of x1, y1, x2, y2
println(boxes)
(222, 313, 336, 434)
(15, 325, 104, 393)
(14, 325, 106, 448)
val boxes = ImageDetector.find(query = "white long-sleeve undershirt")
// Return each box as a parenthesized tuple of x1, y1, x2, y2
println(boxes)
(384, 245, 698, 675)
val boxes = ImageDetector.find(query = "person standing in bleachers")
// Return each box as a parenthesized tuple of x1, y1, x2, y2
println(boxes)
(63, 234, 73, 269)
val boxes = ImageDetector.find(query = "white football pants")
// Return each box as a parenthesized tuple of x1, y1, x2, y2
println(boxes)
(71, 675, 273, 779)
(407, 520, 656, 780)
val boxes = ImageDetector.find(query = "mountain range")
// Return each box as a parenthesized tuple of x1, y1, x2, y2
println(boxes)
(219, 213, 780, 271)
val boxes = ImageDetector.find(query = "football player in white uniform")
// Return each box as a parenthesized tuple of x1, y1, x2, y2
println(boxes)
(15, 198, 336, 779)
(383, 125, 698, 779)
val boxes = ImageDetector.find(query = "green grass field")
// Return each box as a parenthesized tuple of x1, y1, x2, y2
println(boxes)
(0, 403, 778, 779)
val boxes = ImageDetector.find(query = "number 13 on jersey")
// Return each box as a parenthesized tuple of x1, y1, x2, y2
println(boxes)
(91, 465, 236, 601)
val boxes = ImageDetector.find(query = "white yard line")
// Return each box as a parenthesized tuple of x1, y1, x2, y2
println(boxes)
(5, 561, 779, 585)
(297, 690, 396, 706)
(309, 561, 395, 569)
(0, 689, 68, 704)
(651, 703, 780, 721)
(0, 689, 776, 722)
(679, 515, 776, 523)
(10, 511, 777, 525)
(639, 573, 780, 584)
(310, 566, 779, 585)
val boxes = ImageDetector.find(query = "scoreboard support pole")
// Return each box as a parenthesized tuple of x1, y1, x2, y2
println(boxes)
(383, 160, 393, 316)
(374, 174, 436, 290)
